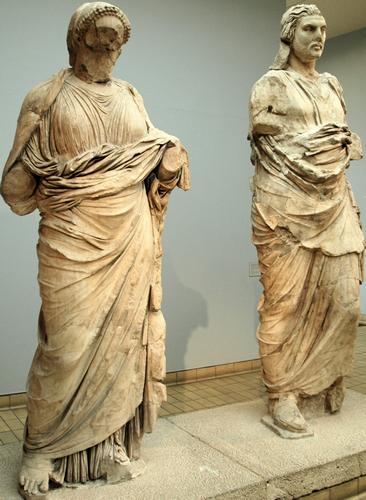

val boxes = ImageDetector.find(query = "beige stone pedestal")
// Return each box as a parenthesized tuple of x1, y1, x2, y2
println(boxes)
(1, 391, 366, 499)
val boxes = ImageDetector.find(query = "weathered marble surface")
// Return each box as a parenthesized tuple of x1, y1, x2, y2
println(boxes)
(249, 4, 364, 435)
(1, 2, 189, 498)
(2, 391, 366, 499)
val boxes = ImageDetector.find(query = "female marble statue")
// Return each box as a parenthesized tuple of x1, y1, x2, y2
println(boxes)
(249, 4, 364, 435)
(1, 2, 189, 497)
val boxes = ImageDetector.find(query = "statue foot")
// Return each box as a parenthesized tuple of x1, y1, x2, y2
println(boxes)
(271, 393, 307, 433)
(18, 455, 53, 499)
(18, 485, 48, 500)
(101, 448, 146, 484)
(326, 377, 345, 413)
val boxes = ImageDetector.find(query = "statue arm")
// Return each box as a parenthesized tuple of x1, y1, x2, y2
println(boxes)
(0, 88, 42, 215)
(127, 82, 188, 184)
(157, 142, 188, 184)
(327, 74, 363, 161)
(349, 132, 363, 161)
(249, 73, 287, 137)
(1, 70, 69, 215)
(1, 160, 37, 215)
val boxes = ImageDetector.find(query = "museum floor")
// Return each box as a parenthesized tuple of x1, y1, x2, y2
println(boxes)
(1, 327, 366, 499)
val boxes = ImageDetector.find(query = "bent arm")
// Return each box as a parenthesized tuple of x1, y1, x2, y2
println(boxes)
(327, 74, 363, 161)
(1, 70, 69, 215)
(157, 141, 188, 183)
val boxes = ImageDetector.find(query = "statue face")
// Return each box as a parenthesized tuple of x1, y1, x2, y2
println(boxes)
(291, 15, 326, 63)
(84, 15, 124, 54)
(74, 15, 125, 82)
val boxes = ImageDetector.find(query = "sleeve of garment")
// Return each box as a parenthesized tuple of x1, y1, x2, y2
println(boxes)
(2, 70, 69, 180)
(125, 82, 190, 192)
(326, 73, 347, 115)
(0, 78, 44, 215)
(1, 69, 70, 214)
(249, 71, 288, 137)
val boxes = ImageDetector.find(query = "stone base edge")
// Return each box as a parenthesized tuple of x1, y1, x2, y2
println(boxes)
(210, 468, 366, 499)
(211, 475, 364, 499)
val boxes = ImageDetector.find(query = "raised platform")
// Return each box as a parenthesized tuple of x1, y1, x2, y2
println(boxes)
(1, 391, 366, 499)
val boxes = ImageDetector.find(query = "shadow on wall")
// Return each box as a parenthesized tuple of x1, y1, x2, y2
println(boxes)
(163, 254, 208, 372)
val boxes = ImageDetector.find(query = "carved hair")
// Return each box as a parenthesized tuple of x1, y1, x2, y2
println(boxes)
(67, 2, 131, 67)
(271, 4, 323, 70)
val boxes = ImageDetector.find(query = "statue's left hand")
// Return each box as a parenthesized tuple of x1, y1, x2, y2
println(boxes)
(348, 132, 363, 161)
(158, 141, 186, 182)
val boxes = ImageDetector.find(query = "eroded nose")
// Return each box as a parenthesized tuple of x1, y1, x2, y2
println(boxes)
(99, 27, 121, 48)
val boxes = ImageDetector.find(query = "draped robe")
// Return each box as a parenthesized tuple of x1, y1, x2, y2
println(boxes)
(249, 69, 364, 400)
(1, 71, 189, 483)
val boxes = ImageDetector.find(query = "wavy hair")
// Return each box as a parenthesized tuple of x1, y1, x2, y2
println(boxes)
(271, 4, 322, 70)
(67, 2, 131, 67)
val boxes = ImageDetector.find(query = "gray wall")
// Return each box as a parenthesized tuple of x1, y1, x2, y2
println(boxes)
(318, 28, 366, 311)
(1, 0, 284, 394)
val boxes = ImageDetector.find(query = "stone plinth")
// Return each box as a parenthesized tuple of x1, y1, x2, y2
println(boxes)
(1, 391, 366, 499)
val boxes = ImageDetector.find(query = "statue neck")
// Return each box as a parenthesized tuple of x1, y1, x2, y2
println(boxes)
(73, 46, 119, 84)
(287, 53, 318, 80)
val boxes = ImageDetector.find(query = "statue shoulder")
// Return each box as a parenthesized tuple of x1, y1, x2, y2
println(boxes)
(322, 72, 346, 113)
(252, 70, 288, 87)
(21, 78, 57, 116)
(113, 78, 130, 89)
(321, 71, 341, 84)
(251, 70, 288, 99)
(113, 78, 141, 97)
(113, 80, 153, 129)
(3, 69, 70, 176)
(20, 69, 70, 117)
(249, 70, 289, 137)
(250, 70, 288, 109)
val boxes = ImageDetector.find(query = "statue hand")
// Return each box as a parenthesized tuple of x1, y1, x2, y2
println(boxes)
(158, 142, 186, 182)
(348, 132, 363, 160)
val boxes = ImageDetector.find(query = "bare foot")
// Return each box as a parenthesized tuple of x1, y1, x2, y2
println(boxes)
(19, 455, 53, 498)
(271, 393, 307, 432)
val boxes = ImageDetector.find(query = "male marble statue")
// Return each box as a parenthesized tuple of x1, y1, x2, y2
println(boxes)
(1, 2, 189, 498)
(249, 4, 364, 436)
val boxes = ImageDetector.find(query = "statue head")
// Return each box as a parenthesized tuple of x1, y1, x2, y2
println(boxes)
(67, 2, 131, 82)
(271, 4, 325, 70)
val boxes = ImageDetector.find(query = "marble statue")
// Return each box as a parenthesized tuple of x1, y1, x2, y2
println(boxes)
(249, 4, 364, 436)
(1, 2, 189, 498)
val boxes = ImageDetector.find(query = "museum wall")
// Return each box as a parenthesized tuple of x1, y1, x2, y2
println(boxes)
(1, 0, 284, 394)
(318, 27, 366, 310)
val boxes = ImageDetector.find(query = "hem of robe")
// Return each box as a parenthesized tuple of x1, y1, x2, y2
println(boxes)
(49, 404, 145, 485)
(264, 371, 351, 400)
(46, 388, 166, 485)
(254, 221, 362, 401)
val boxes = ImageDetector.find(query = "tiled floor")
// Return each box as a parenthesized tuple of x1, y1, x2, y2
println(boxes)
(1, 326, 366, 446)
(162, 324, 366, 416)
(0, 407, 26, 445)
